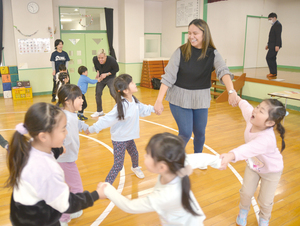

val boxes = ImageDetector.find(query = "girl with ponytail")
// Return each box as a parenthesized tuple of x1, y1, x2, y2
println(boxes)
(220, 97, 286, 226)
(87, 74, 155, 184)
(96, 133, 221, 225)
(6, 103, 102, 226)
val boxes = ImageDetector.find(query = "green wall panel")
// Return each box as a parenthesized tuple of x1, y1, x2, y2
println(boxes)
(118, 63, 143, 84)
(242, 82, 300, 110)
(18, 68, 53, 94)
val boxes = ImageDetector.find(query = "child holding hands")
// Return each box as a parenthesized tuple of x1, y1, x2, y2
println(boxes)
(6, 103, 101, 226)
(77, 65, 102, 120)
(97, 133, 221, 226)
(56, 84, 90, 225)
(220, 97, 286, 226)
(87, 74, 155, 184)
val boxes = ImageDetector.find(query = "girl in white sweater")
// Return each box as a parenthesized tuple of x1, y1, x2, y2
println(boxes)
(98, 132, 221, 226)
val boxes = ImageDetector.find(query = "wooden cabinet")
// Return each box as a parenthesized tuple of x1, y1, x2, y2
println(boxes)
(140, 58, 169, 88)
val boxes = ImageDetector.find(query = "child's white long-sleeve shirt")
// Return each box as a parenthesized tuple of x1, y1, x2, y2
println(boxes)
(89, 97, 154, 141)
(103, 153, 221, 226)
(57, 110, 89, 162)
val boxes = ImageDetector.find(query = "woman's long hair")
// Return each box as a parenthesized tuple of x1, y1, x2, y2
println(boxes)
(181, 19, 216, 61)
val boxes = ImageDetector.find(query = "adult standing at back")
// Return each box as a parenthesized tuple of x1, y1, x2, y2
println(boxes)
(265, 12, 282, 78)
(154, 19, 239, 154)
(91, 49, 119, 117)
(50, 39, 70, 102)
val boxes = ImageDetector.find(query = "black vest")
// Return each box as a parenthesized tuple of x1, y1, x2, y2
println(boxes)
(175, 47, 215, 90)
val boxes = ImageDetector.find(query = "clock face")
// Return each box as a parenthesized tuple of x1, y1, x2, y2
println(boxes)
(27, 2, 39, 14)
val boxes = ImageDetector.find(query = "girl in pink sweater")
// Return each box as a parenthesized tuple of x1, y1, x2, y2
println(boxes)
(220, 97, 286, 226)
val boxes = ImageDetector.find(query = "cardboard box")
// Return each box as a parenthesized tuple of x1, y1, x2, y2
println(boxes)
(11, 82, 18, 87)
(9, 66, 18, 74)
(1, 74, 11, 83)
(3, 82, 12, 91)
(10, 74, 19, 82)
(0, 66, 9, 74)
(3, 90, 12, 98)
(23, 81, 30, 86)
(17, 81, 30, 87)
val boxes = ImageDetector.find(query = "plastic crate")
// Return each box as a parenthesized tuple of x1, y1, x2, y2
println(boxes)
(12, 87, 32, 100)
(3, 82, 12, 91)
(9, 66, 18, 74)
(1, 74, 11, 83)
(0, 66, 9, 74)
(10, 74, 19, 82)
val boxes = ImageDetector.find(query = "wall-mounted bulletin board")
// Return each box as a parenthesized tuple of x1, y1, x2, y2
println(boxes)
(176, 0, 200, 27)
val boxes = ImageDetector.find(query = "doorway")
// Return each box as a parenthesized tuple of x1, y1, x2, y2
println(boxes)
(61, 32, 109, 85)
(243, 16, 269, 69)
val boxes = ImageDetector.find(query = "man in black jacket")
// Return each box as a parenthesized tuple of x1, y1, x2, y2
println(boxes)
(265, 12, 282, 78)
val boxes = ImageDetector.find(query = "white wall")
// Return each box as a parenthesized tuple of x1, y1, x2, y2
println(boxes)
(160, 0, 299, 68)
(207, 0, 279, 67)
(144, 1, 162, 33)
(10, 0, 55, 69)
(2, 0, 17, 66)
(277, 0, 300, 67)
(124, 0, 145, 62)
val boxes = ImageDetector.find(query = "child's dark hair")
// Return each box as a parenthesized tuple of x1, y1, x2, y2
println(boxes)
(78, 66, 88, 75)
(54, 39, 63, 49)
(5, 103, 64, 189)
(57, 84, 82, 107)
(114, 74, 139, 120)
(146, 133, 200, 216)
(264, 99, 286, 152)
(55, 72, 69, 96)
(58, 64, 66, 71)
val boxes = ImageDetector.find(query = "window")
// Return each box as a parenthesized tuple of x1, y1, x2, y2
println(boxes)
(60, 7, 106, 31)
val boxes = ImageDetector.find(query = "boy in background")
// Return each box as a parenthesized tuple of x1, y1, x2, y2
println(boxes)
(77, 66, 101, 120)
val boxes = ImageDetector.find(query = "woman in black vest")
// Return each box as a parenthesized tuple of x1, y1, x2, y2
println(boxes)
(154, 19, 239, 153)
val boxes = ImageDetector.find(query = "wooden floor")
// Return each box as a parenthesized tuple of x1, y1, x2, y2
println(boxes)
(0, 86, 300, 226)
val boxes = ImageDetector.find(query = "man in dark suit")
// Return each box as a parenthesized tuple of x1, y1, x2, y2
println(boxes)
(265, 12, 282, 78)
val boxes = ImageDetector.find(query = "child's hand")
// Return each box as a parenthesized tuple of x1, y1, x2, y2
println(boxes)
(97, 77, 103, 82)
(84, 129, 90, 135)
(100, 73, 107, 80)
(97, 182, 107, 199)
(219, 153, 235, 170)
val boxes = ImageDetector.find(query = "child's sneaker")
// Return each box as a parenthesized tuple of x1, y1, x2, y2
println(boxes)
(91, 111, 104, 117)
(259, 217, 269, 226)
(0, 134, 8, 149)
(59, 210, 82, 226)
(78, 115, 88, 120)
(236, 209, 249, 226)
(70, 210, 83, 219)
(131, 166, 145, 179)
(59, 221, 69, 226)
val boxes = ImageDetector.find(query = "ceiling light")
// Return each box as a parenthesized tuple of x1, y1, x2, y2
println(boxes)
(61, 19, 72, 22)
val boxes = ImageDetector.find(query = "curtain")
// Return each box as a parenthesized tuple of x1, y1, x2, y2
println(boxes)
(0, 0, 3, 65)
(104, 8, 116, 60)
(208, 0, 227, 3)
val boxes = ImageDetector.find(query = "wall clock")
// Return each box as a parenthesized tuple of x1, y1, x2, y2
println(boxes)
(27, 2, 39, 14)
